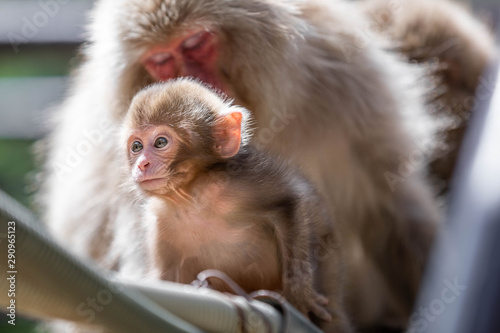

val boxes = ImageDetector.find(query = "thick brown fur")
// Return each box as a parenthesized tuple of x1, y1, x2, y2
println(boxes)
(37, 0, 494, 331)
(121, 79, 352, 332)
(361, 0, 497, 194)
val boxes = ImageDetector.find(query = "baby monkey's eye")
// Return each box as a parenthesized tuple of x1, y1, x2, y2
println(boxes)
(131, 141, 143, 153)
(154, 137, 168, 148)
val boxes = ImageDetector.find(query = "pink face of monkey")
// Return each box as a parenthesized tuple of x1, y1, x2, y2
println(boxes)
(126, 124, 180, 194)
(141, 29, 227, 94)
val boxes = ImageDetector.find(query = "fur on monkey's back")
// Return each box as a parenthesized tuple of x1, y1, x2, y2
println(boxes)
(215, 144, 326, 214)
(196, 144, 336, 255)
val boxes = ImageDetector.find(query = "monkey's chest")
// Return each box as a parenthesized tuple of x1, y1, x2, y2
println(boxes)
(149, 212, 282, 292)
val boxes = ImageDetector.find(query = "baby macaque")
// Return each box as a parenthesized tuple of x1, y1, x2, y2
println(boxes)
(121, 79, 352, 332)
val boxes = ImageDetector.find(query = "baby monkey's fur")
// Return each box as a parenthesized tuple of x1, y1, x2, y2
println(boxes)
(122, 79, 352, 332)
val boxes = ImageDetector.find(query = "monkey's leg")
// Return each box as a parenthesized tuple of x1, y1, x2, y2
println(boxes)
(315, 235, 354, 333)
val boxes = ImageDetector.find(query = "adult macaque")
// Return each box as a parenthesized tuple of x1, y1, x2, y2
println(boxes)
(38, 0, 494, 330)
(121, 79, 351, 332)
(362, 0, 497, 193)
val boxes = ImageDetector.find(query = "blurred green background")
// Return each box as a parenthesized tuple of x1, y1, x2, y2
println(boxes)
(0, 44, 77, 205)
(0, 1, 93, 331)
(0, 42, 78, 333)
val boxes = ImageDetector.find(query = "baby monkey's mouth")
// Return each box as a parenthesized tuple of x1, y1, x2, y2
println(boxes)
(137, 177, 166, 191)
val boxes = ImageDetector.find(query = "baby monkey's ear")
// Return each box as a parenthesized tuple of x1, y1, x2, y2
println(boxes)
(213, 111, 242, 158)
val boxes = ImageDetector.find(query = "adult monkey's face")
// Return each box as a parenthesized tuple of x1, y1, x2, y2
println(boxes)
(141, 29, 226, 93)
(112, 0, 295, 112)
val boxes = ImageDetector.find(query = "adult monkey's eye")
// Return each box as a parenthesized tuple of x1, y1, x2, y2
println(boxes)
(154, 137, 168, 148)
(131, 141, 143, 153)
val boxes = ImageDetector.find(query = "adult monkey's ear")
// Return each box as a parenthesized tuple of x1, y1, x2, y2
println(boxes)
(213, 111, 242, 158)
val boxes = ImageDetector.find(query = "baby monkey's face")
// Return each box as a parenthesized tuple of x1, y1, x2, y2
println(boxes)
(126, 124, 181, 195)
(123, 81, 246, 198)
